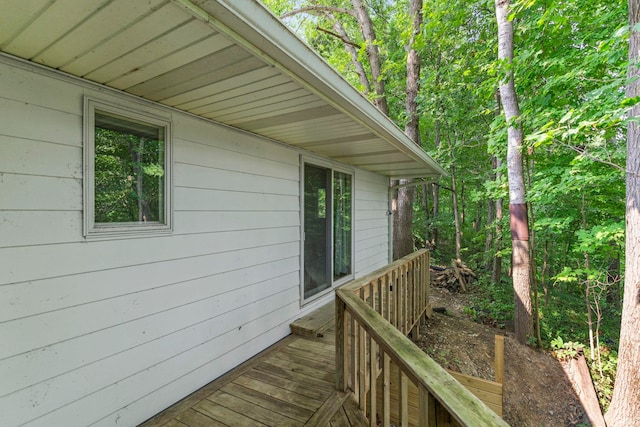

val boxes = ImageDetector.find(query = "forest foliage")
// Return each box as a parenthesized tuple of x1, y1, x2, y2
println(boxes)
(264, 0, 629, 410)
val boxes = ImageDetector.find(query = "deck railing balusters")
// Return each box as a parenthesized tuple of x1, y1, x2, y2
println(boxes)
(336, 250, 508, 427)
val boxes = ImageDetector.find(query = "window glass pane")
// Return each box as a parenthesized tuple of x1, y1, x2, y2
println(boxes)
(333, 171, 352, 280)
(304, 164, 331, 299)
(94, 111, 165, 224)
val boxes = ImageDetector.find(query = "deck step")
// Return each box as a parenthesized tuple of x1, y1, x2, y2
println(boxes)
(290, 302, 334, 337)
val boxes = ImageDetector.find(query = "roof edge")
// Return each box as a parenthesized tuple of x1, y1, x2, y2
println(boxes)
(175, 0, 446, 177)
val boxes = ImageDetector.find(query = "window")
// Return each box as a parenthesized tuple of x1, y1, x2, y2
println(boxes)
(303, 163, 353, 301)
(84, 98, 171, 237)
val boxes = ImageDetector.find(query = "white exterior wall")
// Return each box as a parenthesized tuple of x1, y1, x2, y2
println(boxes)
(0, 58, 391, 426)
(354, 169, 391, 276)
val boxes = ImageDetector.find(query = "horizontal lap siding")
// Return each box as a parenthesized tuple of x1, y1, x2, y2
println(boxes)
(353, 169, 390, 275)
(0, 60, 304, 427)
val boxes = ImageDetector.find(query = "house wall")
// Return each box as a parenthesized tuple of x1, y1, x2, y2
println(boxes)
(0, 57, 391, 426)
(354, 169, 391, 275)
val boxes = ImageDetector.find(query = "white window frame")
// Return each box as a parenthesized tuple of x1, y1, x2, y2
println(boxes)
(300, 156, 355, 305)
(83, 97, 173, 238)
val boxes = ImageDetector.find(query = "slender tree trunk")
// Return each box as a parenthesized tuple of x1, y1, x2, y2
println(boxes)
(491, 90, 504, 283)
(492, 158, 504, 285)
(492, 200, 503, 281)
(431, 182, 439, 248)
(582, 193, 596, 360)
(485, 190, 496, 269)
(528, 160, 541, 347)
(607, 252, 622, 308)
(451, 165, 462, 261)
(542, 239, 549, 306)
(460, 178, 465, 224)
(429, 52, 443, 250)
(495, 0, 533, 344)
(605, 1, 640, 423)
(421, 184, 431, 247)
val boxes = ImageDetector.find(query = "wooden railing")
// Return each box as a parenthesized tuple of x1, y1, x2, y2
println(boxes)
(335, 250, 508, 427)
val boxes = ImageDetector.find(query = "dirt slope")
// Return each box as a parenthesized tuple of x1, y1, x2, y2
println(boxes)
(415, 286, 591, 426)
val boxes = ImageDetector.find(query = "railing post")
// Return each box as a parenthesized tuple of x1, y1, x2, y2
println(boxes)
(335, 294, 347, 392)
(495, 335, 505, 384)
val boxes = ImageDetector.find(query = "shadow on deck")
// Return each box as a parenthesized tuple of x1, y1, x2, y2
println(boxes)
(140, 321, 368, 427)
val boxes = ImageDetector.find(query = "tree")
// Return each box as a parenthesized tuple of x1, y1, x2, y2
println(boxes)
(393, 0, 423, 260)
(605, 0, 640, 423)
(495, 0, 533, 344)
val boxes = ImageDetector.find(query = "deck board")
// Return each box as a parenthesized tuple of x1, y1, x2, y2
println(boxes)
(175, 409, 226, 427)
(141, 323, 368, 427)
(231, 375, 323, 411)
(194, 398, 266, 426)
(220, 382, 314, 422)
(243, 368, 333, 400)
(253, 361, 335, 390)
(211, 390, 301, 426)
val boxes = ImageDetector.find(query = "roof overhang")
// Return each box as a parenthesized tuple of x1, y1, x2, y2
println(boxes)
(0, 0, 445, 179)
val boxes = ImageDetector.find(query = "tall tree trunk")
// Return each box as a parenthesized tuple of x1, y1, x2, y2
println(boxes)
(495, 0, 533, 344)
(393, 185, 415, 259)
(329, 16, 372, 93)
(605, 0, 640, 423)
(352, 0, 388, 115)
(405, 0, 421, 146)
(451, 165, 462, 261)
(393, 0, 422, 259)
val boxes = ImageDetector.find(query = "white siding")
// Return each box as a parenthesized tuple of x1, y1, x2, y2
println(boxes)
(354, 169, 390, 275)
(0, 58, 391, 426)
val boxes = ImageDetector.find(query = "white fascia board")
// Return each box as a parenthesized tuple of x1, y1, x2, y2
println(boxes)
(177, 0, 446, 177)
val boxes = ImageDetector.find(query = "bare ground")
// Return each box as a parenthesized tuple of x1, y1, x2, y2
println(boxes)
(415, 285, 592, 426)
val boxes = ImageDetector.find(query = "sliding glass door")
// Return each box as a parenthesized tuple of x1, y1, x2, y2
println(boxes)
(333, 171, 352, 281)
(304, 164, 331, 299)
(303, 163, 353, 300)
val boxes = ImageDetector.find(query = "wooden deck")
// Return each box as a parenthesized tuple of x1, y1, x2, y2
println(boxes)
(140, 323, 368, 427)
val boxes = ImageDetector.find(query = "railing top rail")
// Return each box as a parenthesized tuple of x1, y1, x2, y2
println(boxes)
(337, 289, 508, 427)
(340, 249, 429, 293)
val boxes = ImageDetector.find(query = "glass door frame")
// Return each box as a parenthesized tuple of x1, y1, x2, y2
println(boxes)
(300, 156, 355, 306)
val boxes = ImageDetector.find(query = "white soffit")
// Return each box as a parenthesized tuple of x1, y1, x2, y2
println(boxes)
(0, 0, 445, 179)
